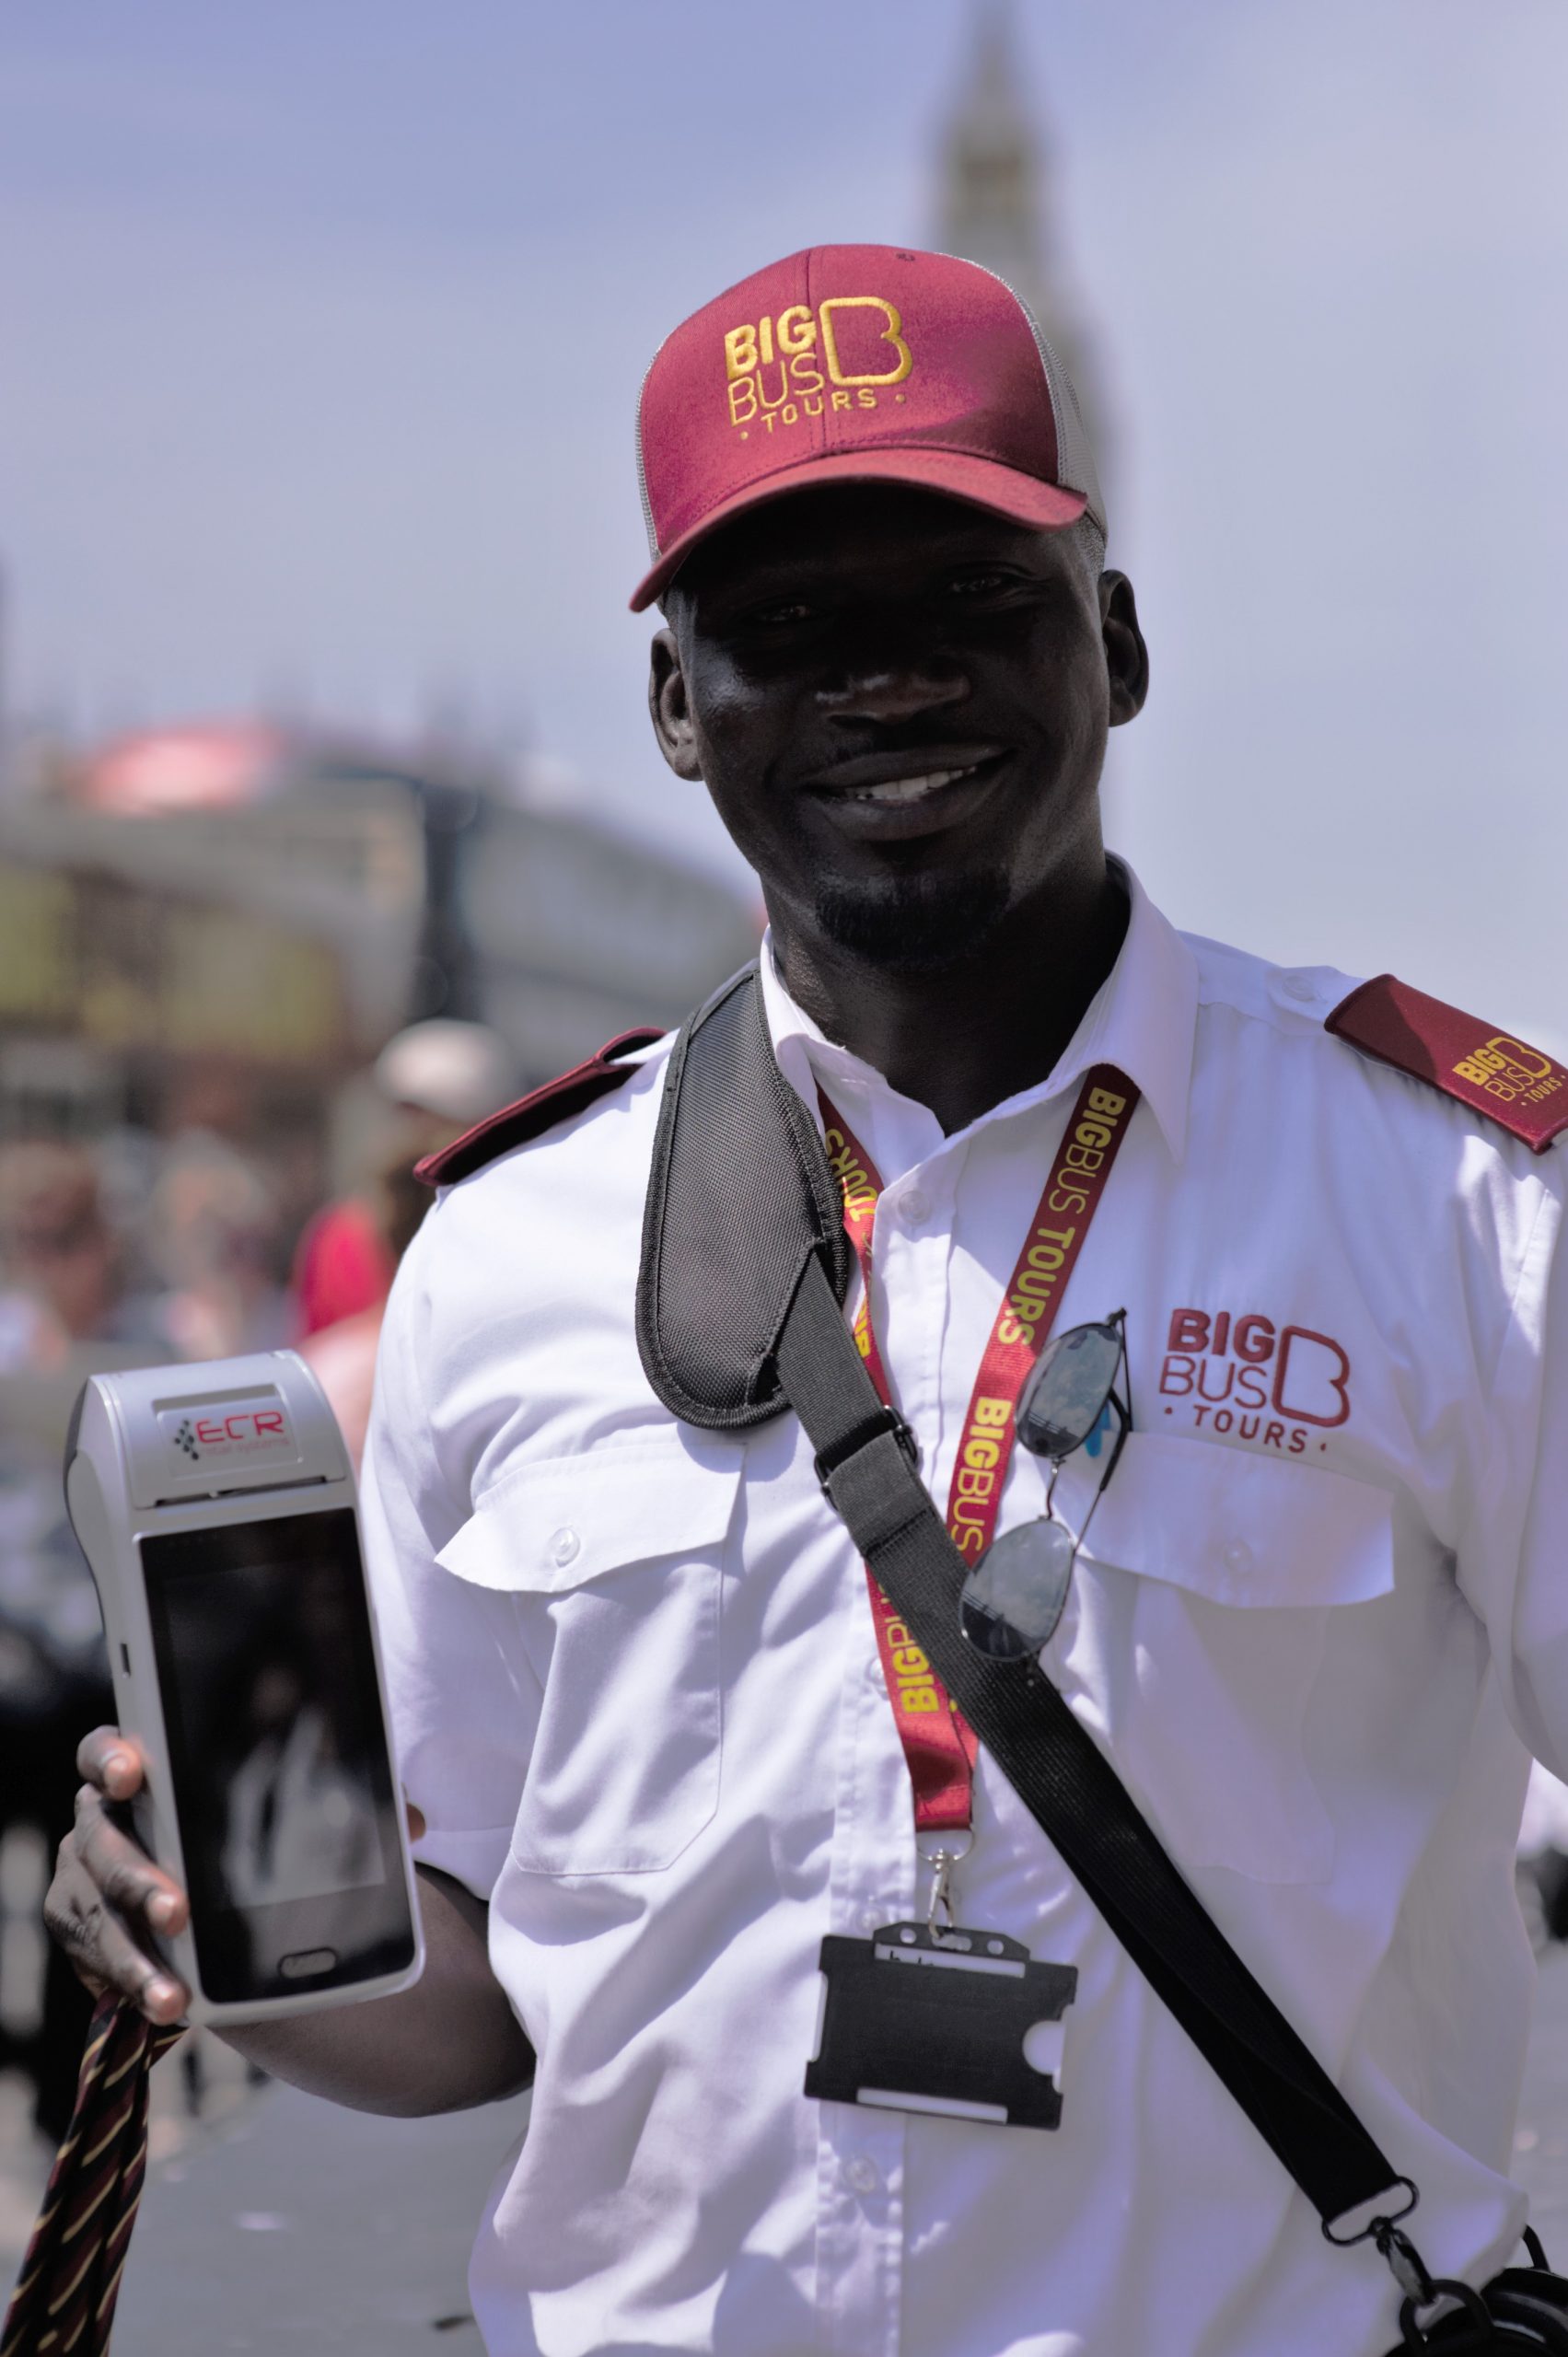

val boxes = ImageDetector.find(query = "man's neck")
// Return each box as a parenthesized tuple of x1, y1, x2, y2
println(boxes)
(771, 856, 1130, 1136)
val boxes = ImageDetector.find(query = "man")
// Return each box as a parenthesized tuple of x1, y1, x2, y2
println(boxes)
(49, 246, 1568, 2356)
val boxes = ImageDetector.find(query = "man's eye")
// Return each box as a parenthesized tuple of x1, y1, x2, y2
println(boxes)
(945, 571, 1015, 598)
(748, 599, 813, 627)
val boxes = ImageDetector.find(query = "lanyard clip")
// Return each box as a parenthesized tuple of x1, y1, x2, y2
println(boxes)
(918, 1831, 973, 1938)
(926, 1851, 958, 1934)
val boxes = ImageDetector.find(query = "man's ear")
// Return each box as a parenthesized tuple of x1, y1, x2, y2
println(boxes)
(649, 629, 703, 780)
(1099, 571, 1150, 727)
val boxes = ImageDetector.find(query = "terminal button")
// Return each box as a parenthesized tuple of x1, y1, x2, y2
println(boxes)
(279, 1948, 338, 1980)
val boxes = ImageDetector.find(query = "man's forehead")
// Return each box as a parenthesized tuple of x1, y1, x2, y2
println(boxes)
(674, 485, 1071, 599)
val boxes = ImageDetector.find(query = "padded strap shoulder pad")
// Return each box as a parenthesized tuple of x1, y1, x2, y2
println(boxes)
(415, 1027, 665, 1189)
(1326, 975, 1568, 1155)
(636, 963, 852, 1430)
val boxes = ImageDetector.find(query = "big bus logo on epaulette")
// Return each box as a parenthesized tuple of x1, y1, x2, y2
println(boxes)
(722, 296, 912, 440)
(1452, 1036, 1565, 1108)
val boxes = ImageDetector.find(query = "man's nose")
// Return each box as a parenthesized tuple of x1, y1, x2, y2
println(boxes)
(819, 660, 970, 726)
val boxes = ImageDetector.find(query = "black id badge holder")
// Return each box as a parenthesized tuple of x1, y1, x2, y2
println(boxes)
(806, 1922, 1077, 2130)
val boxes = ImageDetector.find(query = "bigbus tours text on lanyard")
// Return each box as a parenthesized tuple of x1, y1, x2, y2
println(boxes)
(818, 1069, 1139, 1898)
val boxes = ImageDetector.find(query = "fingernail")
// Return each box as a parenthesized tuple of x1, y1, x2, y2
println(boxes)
(106, 1751, 132, 1783)
(147, 1978, 182, 2015)
(148, 1893, 178, 1930)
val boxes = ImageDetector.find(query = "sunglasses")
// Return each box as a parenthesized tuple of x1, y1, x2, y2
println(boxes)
(958, 1311, 1132, 1663)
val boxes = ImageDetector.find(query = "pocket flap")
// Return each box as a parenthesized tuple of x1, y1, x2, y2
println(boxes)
(1077, 1430, 1394, 1608)
(437, 1435, 743, 1595)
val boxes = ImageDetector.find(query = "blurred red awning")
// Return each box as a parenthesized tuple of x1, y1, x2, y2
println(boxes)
(77, 723, 289, 813)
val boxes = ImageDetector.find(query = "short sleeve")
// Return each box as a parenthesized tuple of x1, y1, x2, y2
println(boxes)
(360, 1214, 539, 1901)
(1458, 1153, 1568, 1778)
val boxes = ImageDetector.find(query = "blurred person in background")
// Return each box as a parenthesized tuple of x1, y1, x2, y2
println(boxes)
(0, 1141, 167, 2142)
(145, 1131, 290, 1363)
(291, 1017, 512, 1347)
(298, 1156, 432, 1472)
(0, 1141, 160, 1372)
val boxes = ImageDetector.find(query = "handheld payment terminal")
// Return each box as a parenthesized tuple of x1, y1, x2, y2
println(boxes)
(64, 1351, 424, 2025)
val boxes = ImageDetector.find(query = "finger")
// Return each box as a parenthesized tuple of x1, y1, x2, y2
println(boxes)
(45, 1851, 188, 2024)
(404, 1796, 427, 1841)
(73, 1784, 189, 1939)
(76, 1726, 149, 1803)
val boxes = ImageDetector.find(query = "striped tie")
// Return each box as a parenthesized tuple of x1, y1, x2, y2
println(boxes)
(2, 1993, 184, 2355)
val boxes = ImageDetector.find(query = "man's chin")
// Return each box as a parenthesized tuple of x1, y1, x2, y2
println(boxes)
(809, 866, 1013, 972)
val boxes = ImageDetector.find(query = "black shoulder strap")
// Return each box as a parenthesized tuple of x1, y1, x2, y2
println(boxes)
(636, 963, 851, 1430)
(637, 976, 1409, 2234)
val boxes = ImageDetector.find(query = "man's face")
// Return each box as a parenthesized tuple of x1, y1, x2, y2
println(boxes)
(649, 483, 1147, 969)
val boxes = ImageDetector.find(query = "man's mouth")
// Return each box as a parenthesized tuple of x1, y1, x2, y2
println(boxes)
(803, 745, 1006, 800)
(796, 746, 1009, 844)
(842, 763, 983, 807)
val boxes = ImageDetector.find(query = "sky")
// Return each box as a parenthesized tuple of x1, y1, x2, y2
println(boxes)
(2, 1, 1565, 1046)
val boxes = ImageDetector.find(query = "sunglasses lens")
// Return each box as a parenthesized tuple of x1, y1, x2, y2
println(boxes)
(959, 1517, 1076, 1658)
(1016, 1322, 1122, 1460)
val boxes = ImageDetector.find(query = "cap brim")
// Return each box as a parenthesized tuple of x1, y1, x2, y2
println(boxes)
(628, 446, 1088, 612)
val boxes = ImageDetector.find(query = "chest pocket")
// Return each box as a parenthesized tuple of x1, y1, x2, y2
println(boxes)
(436, 1435, 741, 1875)
(1064, 1432, 1396, 1886)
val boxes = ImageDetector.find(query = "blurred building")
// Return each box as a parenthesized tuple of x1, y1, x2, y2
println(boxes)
(935, 0, 1111, 477)
(0, 722, 758, 1201)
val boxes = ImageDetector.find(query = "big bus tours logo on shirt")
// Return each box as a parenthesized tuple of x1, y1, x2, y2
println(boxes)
(1158, 1308, 1353, 1456)
(723, 296, 913, 440)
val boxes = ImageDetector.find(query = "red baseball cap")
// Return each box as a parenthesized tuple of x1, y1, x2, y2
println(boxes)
(630, 242, 1105, 612)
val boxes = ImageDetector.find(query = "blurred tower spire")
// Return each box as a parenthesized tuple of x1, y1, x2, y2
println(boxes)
(935, 0, 1111, 486)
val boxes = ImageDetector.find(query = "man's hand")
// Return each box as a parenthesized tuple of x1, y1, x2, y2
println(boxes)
(45, 1727, 190, 2026)
(46, 1727, 431, 2029)
(44, 1727, 521, 2117)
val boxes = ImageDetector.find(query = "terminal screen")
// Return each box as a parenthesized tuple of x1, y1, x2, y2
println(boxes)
(141, 1508, 412, 2001)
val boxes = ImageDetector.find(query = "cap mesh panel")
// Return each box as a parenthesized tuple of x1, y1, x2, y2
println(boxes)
(932, 253, 1106, 543)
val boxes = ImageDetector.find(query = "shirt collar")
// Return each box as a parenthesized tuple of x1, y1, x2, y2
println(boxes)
(758, 857, 1198, 1163)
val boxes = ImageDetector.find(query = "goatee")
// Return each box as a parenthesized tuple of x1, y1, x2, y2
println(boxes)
(809, 865, 1013, 971)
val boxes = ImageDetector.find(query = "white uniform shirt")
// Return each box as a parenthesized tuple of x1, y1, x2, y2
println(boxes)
(362, 863, 1568, 2357)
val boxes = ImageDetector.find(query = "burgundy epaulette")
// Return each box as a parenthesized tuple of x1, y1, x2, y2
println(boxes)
(1326, 975, 1568, 1155)
(414, 1028, 666, 1189)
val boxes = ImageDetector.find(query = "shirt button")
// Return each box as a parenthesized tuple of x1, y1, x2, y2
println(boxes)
(865, 1655, 887, 1689)
(900, 1190, 932, 1229)
(549, 1527, 581, 1568)
(1280, 970, 1318, 1004)
(1222, 1539, 1253, 1577)
(842, 2154, 881, 2196)
(859, 1902, 887, 1932)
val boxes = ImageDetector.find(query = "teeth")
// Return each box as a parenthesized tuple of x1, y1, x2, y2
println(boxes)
(848, 765, 978, 805)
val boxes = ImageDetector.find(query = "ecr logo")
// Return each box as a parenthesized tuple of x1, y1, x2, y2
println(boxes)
(157, 1394, 294, 1469)
(722, 296, 912, 438)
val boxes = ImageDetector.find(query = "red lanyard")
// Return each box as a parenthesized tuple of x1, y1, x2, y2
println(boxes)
(819, 1067, 1139, 1836)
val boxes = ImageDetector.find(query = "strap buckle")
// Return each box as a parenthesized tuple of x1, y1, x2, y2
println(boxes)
(813, 1404, 921, 1492)
(1322, 2186, 1445, 2324)
(1376, 2223, 1437, 2310)
(1321, 2177, 1421, 2249)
